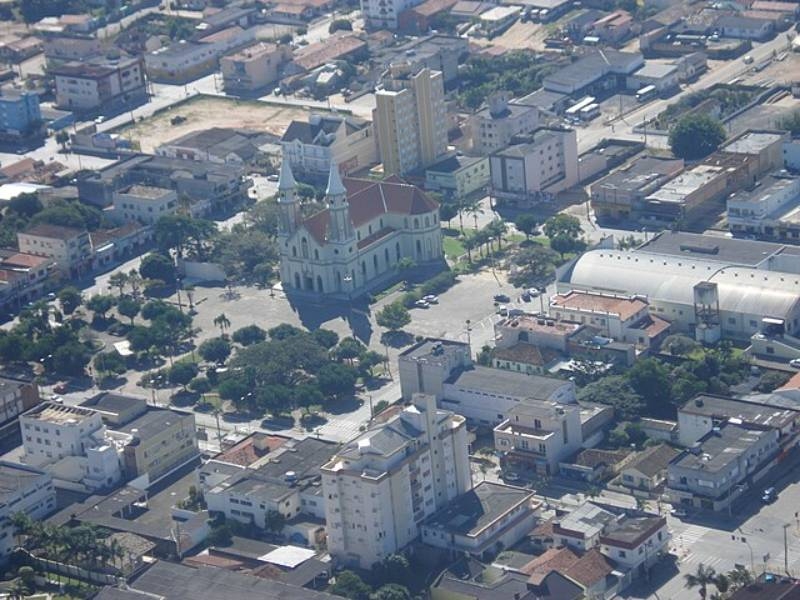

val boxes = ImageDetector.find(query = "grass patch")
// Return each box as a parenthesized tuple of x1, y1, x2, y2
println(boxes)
(370, 280, 405, 303)
(443, 236, 466, 260)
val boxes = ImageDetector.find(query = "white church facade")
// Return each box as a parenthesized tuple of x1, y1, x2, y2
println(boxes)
(277, 161, 444, 299)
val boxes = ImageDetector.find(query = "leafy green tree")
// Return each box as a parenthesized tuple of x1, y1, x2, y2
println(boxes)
(312, 328, 340, 349)
(317, 363, 357, 399)
(154, 214, 216, 258)
(515, 214, 539, 239)
(232, 324, 267, 346)
(508, 244, 559, 288)
(51, 341, 91, 376)
(376, 302, 411, 332)
(117, 297, 141, 326)
(663, 334, 700, 356)
(86, 294, 115, 319)
(57, 286, 82, 315)
(199, 337, 232, 365)
(217, 377, 251, 403)
(329, 18, 353, 32)
(268, 323, 303, 340)
(544, 214, 582, 240)
(109, 272, 129, 297)
(336, 337, 366, 364)
(56, 129, 70, 150)
(169, 363, 198, 390)
(94, 351, 126, 376)
(188, 377, 212, 393)
(140, 253, 176, 285)
(550, 233, 586, 259)
(372, 584, 412, 600)
(669, 114, 726, 161)
(756, 371, 791, 393)
(8, 193, 42, 218)
(577, 375, 644, 420)
(626, 358, 673, 417)
(439, 202, 458, 227)
(330, 570, 371, 600)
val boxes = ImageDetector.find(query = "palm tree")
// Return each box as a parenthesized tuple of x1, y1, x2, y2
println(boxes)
(685, 564, 718, 599)
(464, 199, 484, 231)
(214, 313, 231, 337)
(463, 235, 477, 264)
(10, 512, 32, 549)
(127, 270, 145, 299)
(727, 565, 754, 591)
(488, 219, 507, 251)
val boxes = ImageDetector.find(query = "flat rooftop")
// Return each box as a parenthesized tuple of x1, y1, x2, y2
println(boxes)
(681, 394, 797, 430)
(122, 185, 174, 200)
(722, 131, 785, 156)
(426, 154, 485, 174)
(645, 164, 725, 205)
(672, 422, 770, 473)
(498, 314, 581, 336)
(399, 338, 469, 363)
(24, 403, 95, 425)
(728, 172, 799, 205)
(601, 514, 665, 547)
(445, 365, 567, 400)
(593, 155, 683, 194)
(635, 231, 800, 267)
(0, 461, 48, 498)
(117, 409, 192, 440)
(423, 481, 533, 537)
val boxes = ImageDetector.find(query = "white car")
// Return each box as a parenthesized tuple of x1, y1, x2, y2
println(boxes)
(528, 288, 540, 298)
(414, 299, 430, 309)
(790, 358, 800, 368)
(94, 116, 106, 124)
(497, 305, 508, 316)
(422, 294, 439, 304)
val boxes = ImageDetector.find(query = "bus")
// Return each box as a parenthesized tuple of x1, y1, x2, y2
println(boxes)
(565, 96, 596, 118)
(635, 84, 657, 102)
(580, 103, 600, 120)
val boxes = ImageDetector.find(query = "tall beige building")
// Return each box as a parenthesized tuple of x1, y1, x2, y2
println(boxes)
(374, 65, 448, 176)
(321, 393, 471, 568)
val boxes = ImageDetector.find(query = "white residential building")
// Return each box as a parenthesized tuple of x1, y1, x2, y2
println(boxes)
(490, 127, 578, 205)
(277, 161, 443, 299)
(0, 462, 55, 562)
(494, 400, 582, 475)
(280, 114, 378, 176)
(220, 42, 290, 92)
(321, 393, 471, 569)
(20, 403, 123, 492)
(727, 171, 800, 239)
(374, 65, 448, 176)
(51, 56, 146, 113)
(17, 223, 93, 278)
(471, 92, 539, 154)
(112, 184, 178, 226)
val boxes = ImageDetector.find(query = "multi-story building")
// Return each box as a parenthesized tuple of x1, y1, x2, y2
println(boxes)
(111, 184, 178, 226)
(321, 393, 471, 568)
(424, 155, 490, 200)
(420, 482, 539, 559)
(51, 55, 147, 114)
(727, 171, 800, 239)
(0, 251, 56, 314)
(281, 114, 378, 176)
(220, 42, 290, 93)
(0, 462, 55, 562)
(490, 127, 578, 206)
(17, 224, 92, 278)
(0, 375, 41, 427)
(20, 403, 123, 491)
(471, 92, 539, 154)
(0, 91, 42, 140)
(493, 399, 582, 475)
(277, 161, 443, 299)
(550, 290, 671, 351)
(362, 0, 424, 29)
(374, 65, 447, 176)
(667, 421, 779, 511)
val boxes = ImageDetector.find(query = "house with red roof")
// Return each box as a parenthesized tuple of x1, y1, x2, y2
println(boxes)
(277, 161, 443, 298)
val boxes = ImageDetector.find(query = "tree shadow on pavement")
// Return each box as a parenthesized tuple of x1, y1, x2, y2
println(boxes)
(289, 295, 374, 344)
(325, 395, 363, 415)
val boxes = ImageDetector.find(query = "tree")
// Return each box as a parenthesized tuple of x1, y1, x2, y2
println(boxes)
(627, 358, 673, 417)
(8, 193, 42, 218)
(217, 377, 251, 403)
(57, 286, 82, 315)
(550, 233, 586, 259)
(756, 371, 791, 393)
(269, 323, 304, 340)
(154, 214, 216, 258)
(109, 272, 129, 297)
(232, 324, 267, 346)
(199, 337, 232, 365)
(515, 214, 539, 239)
(685, 563, 718, 599)
(669, 114, 726, 161)
(544, 214, 582, 241)
(94, 351, 126, 376)
(312, 328, 340, 349)
(214, 313, 232, 337)
(329, 18, 353, 32)
(663, 334, 700, 356)
(169, 363, 198, 390)
(577, 376, 644, 420)
(51, 341, 91, 376)
(508, 244, 559, 288)
(264, 509, 286, 533)
(439, 202, 458, 228)
(376, 302, 411, 332)
(317, 363, 357, 399)
(117, 297, 141, 326)
(372, 584, 412, 600)
(336, 337, 366, 364)
(86, 294, 115, 319)
(56, 129, 70, 150)
(330, 570, 371, 600)
(140, 253, 176, 285)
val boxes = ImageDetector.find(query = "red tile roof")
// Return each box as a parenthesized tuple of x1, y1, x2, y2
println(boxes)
(522, 547, 580, 585)
(562, 549, 615, 588)
(301, 177, 438, 245)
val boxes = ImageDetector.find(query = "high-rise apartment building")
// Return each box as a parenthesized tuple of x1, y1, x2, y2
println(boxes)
(374, 65, 448, 176)
(321, 393, 471, 568)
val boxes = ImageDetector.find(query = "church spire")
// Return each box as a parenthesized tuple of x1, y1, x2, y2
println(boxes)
(278, 159, 297, 194)
(326, 162, 346, 198)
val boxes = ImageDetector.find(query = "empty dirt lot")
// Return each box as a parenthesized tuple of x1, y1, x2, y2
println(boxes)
(115, 95, 312, 153)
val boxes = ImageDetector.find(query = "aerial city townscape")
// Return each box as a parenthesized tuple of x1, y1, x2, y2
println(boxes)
(4, 0, 800, 599)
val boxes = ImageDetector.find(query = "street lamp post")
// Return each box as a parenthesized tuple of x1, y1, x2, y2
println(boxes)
(784, 523, 791, 575)
(465, 319, 472, 354)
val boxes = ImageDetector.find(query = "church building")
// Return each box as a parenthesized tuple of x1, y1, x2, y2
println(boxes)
(277, 161, 444, 299)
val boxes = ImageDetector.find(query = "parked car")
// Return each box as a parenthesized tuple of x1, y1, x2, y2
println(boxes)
(502, 471, 521, 482)
(414, 299, 430, 309)
(790, 358, 800, 368)
(422, 294, 439, 304)
(521, 291, 531, 302)
(670, 507, 687, 518)
(497, 305, 508, 316)
(528, 288, 541, 298)
(762, 487, 777, 503)
(494, 294, 510, 303)
(53, 382, 69, 394)
(267, 174, 279, 182)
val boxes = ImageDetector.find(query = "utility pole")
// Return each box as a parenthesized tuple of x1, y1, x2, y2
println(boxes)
(785, 523, 791, 575)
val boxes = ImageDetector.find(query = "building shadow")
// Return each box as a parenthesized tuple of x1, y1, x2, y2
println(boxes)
(289, 295, 375, 345)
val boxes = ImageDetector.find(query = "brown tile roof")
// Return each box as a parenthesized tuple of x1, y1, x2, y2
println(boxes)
(294, 33, 365, 71)
(217, 434, 289, 467)
(22, 223, 85, 240)
(411, 0, 458, 17)
(778, 371, 800, 391)
(552, 291, 647, 322)
(301, 177, 438, 245)
(1, 253, 50, 269)
(0, 158, 38, 179)
(562, 549, 615, 588)
(521, 547, 580, 584)
(638, 314, 671, 338)
(573, 448, 629, 469)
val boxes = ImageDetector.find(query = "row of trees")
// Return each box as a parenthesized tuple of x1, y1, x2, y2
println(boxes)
(330, 554, 419, 600)
(685, 563, 754, 600)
